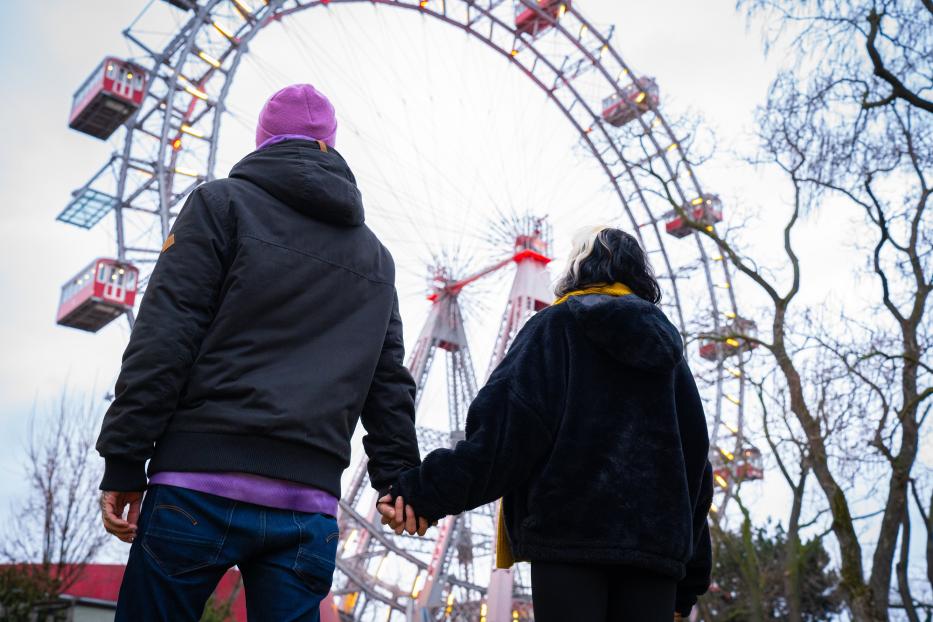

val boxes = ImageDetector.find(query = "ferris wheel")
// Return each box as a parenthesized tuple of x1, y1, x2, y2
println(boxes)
(55, 0, 763, 619)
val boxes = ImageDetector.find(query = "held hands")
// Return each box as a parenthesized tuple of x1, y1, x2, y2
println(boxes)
(100, 490, 143, 543)
(377, 494, 432, 536)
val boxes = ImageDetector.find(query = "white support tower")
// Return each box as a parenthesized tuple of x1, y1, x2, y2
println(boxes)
(332, 219, 554, 621)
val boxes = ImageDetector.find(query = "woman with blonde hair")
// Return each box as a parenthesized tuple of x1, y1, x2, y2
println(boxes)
(380, 226, 713, 621)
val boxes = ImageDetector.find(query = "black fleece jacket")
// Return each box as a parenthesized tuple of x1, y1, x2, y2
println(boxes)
(394, 293, 713, 615)
(96, 139, 420, 497)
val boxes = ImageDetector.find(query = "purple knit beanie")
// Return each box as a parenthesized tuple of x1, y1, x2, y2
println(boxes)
(255, 84, 337, 149)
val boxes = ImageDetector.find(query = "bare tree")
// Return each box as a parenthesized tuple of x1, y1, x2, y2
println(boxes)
(738, 0, 932, 115)
(738, 2, 931, 618)
(703, 348, 844, 622)
(625, 3, 932, 619)
(1, 391, 109, 594)
(754, 371, 813, 622)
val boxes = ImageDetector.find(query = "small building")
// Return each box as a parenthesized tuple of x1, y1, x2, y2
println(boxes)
(0, 564, 246, 621)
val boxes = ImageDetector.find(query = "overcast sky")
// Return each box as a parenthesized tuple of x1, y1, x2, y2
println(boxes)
(0, 0, 925, 584)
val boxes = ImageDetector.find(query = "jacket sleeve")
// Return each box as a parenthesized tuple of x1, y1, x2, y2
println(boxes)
(96, 187, 234, 491)
(677, 463, 713, 615)
(360, 292, 421, 495)
(673, 359, 714, 615)
(394, 315, 560, 522)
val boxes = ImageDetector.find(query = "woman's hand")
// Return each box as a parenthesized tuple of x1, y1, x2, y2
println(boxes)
(377, 494, 431, 536)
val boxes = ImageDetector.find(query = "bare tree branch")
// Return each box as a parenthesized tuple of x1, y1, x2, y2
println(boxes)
(865, 9, 933, 113)
(1, 392, 109, 594)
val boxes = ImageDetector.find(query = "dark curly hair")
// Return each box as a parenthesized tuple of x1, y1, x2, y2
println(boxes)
(554, 227, 662, 304)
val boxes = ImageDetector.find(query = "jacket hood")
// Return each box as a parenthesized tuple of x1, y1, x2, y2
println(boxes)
(229, 139, 364, 226)
(565, 294, 684, 373)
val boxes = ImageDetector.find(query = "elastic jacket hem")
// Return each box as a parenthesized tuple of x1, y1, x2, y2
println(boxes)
(147, 431, 346, 497)
(511, 540, 686, 581)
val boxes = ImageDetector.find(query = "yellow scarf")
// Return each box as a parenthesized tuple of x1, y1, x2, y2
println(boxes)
(494, 282, 633, 569)
(552, 282, 634, 306)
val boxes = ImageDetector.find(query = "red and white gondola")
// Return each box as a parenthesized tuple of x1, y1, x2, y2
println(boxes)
(699, 316, 758, 361)
(601, 77, 660, 127)
(712, 445, 764, 485)
(57, 258, 139, 332)
(69, 57, 147, 140)
(734, 447, 764, 481)
(514, 0, 569, 37)
(665, 194, 723, 239)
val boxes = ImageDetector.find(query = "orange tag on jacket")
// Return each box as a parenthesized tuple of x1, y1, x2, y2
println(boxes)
(162, 233, 175, 252)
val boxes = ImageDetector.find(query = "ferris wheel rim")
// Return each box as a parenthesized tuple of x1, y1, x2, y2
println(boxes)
(212, 0, 747, 445)
(127, 0, 749, 488)
(97, 0, 752, 611)
(140, 0, 736, 325)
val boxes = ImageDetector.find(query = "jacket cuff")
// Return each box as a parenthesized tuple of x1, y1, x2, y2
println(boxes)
(395, 469, 445, 523)
(100, 457, 148, 491)
(675, 591, 697, 617)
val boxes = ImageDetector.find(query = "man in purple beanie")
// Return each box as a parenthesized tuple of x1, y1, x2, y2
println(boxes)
(96, 84, 421, 621)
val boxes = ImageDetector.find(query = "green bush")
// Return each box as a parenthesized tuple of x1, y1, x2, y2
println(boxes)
(0, 565, 66, 622)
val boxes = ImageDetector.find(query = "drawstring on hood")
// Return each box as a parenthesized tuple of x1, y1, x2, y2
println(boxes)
(564, 290, 684, 374)
(229, 139, 364, 227)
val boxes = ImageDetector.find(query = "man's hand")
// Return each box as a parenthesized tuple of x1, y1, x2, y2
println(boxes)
(100, 490, 143, 543)
(377, 494, 430, 536)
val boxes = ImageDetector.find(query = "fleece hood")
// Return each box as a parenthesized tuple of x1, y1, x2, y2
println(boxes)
(565, 294, 684, 373)
(229, 139, 364, 226)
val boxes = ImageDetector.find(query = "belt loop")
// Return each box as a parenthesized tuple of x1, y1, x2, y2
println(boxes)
(317, 140, 328, 153)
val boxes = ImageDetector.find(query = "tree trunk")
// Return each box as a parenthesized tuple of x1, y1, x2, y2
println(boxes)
(784, 471, 806, 622)
(772, 325, 881, 621)
(871, 464, 915, 617)
(869, 328, 922, 619)
(739, 515, 767, 622)
(927, 488, 933, 591)
(896, 509, 921, 622)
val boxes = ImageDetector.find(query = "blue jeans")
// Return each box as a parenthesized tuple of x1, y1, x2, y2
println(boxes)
(116, 485, 339, 622)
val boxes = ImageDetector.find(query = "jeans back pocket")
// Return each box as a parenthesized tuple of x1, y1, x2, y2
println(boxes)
(141, 487, 231, 577)
(292, 512, 339, 595)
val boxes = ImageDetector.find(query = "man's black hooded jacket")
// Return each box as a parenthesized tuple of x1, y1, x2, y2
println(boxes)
(96, 139, 421, 497)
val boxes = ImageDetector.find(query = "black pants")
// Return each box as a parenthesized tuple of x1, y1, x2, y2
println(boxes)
(531, 562, 676, 622)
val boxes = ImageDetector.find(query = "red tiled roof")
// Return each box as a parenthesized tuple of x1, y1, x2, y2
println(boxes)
(71, 564, 247, 620)
(3, 563, 340, 621)
(62, 563, 124, 602)
(2, 564, 246, 621)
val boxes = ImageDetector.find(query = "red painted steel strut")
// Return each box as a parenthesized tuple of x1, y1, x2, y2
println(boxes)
(416, 221, 554, 621)
(336, 221, 554, 620)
